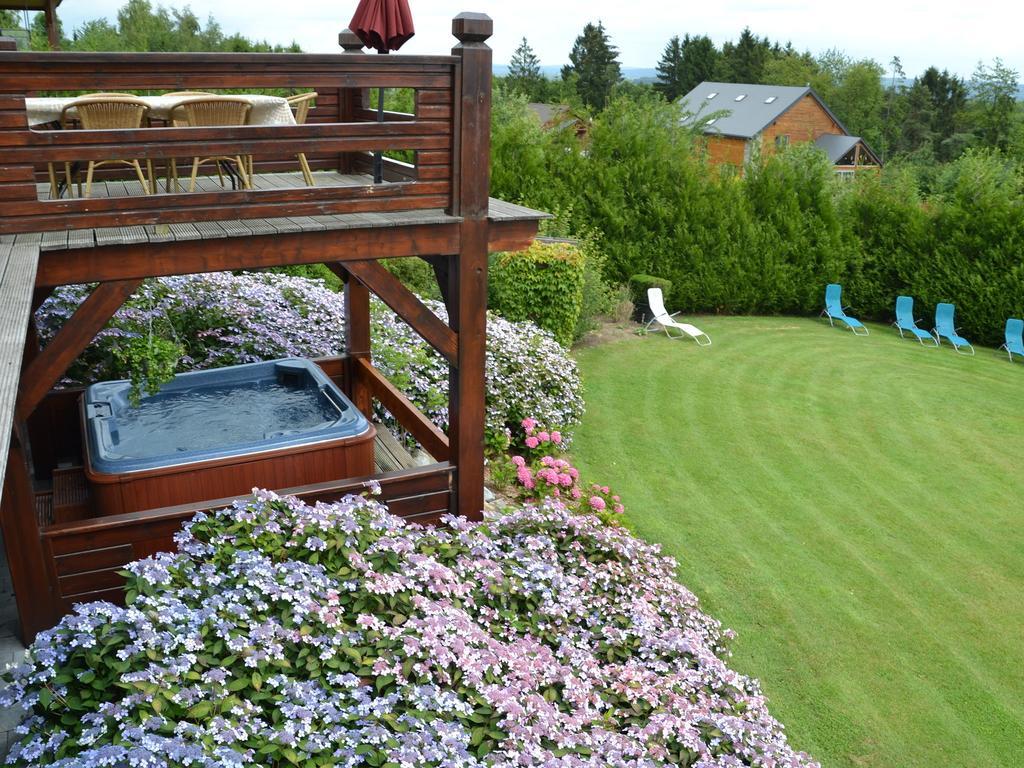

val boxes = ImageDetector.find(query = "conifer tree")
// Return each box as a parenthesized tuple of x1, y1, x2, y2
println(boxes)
(507, 36, 544, 101)
(655, 35, 685, 102)
(561, 21, 621, 110)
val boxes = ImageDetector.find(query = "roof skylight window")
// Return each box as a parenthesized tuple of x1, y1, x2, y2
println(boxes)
(765, 96, 777, 104)
(706, 92, 718, 99)
(734, 94, 746, 102)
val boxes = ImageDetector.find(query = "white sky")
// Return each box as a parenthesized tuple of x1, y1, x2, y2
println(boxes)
(56, 0, 1023, 80)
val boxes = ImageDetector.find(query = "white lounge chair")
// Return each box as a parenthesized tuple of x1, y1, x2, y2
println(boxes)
(645, 288, 711, 346)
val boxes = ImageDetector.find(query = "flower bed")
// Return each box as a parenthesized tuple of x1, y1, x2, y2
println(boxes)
(2, 492, 817, 768)
(36, 272, 584, 448)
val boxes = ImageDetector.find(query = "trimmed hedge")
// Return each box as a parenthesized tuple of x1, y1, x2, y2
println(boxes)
(489, 240, 585, 347)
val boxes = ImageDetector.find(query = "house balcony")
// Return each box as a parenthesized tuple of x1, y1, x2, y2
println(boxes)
(0, 14, 549, 642)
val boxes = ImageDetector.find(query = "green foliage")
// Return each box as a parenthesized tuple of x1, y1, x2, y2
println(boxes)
(490, 241, 585, 347)
(507, 37, 546, 102)
(970, 58, 1020, 151)
(561, 21, 622, 110)
(628, 274, 673, 304)
(113, 334, 184, 405)
(265, 264, 343, 291)
(58, 0, 300, 52)
(654, 36, 686, 102)
(380, 257, 442, 301)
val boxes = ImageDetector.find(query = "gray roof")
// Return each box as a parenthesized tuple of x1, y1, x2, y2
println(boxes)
(680, 81, 841, 139)
(814, 133, 860, 163)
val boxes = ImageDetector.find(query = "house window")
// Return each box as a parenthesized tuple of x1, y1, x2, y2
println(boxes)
(775, 135, 790, 149)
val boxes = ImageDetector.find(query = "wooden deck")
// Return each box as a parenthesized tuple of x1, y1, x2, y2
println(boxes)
(0, 236, 40, 487)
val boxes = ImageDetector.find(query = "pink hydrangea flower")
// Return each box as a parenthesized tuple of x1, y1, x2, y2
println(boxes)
(537, 431, 550, 442)
(525, 436, 539, 449)
(512, 455, 526, 467)
(550, 431, 562, 444)
(521, 417, 537, 431)
(589, 496, 607, 511)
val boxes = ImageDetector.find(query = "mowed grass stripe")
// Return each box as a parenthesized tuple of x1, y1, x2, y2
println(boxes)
(571, 317, 1024, 768)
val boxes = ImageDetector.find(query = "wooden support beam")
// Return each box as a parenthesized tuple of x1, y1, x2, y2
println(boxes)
(1, 430, 56, 643)
(341, 265, 372, 418)
(449, 14, 493, 522)
(16, 279, 142, 421)
(35, 223, 460, 288)
(353, 356, 449, 461)
(334, 259, 457, 364)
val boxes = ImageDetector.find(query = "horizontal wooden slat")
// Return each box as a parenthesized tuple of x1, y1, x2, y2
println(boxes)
(54, 543, 135, 577)
(0, 164, 34, 182)
(417, 150, 451, 166)
(417, 104, 452, 120)
(416, 90, 453, 105)
(0, 182, 36, 200)
(58, 566, 126, 597)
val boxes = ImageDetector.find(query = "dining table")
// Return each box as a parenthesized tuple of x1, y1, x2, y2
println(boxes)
(24, 93, 297, 127)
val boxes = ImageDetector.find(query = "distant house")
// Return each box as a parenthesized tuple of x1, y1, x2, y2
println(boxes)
(526, 103, 589, 139)
(680, 81, 881, 175)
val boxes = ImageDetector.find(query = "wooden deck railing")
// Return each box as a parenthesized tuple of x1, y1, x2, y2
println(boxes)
(0, 50, 461, 234)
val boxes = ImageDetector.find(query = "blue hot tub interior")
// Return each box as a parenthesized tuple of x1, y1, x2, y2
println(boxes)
(84, 358, 369, 474)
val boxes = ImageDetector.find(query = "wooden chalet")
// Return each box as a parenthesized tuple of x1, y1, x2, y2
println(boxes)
(681, 81, 882, 174)
(0, 14, 548, 642)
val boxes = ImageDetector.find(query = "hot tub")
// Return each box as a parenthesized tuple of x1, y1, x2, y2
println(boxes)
(82, 358, 375, 516)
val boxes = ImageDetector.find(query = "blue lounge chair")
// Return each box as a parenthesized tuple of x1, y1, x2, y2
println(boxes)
(821, 283, 868, 336)
(1000, 318, 1024, 362)
(892, 295, 938, 345)
(932, 303, 974, 355)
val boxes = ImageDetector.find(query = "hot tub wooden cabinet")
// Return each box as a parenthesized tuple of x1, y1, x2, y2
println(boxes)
(81, 359, 376, 516)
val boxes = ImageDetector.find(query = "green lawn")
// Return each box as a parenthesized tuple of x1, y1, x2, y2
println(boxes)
(570, 316, 1024, 768)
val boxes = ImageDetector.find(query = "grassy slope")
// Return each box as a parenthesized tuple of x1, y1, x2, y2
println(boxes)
(570, 317, 1024, 768)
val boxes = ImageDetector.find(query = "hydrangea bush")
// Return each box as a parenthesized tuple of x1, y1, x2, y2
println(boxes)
(36, 272, 583, 447)
(1, 492, 817, 768)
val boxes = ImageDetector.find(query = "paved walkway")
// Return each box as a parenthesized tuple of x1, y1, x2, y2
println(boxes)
(0, 532, 25, 759)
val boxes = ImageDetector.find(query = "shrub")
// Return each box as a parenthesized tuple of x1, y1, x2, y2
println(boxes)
(1, 491, 819, 768)
(628, 274, 673, 321)
(489, 240, 585, 347)
(37, 272, 584, 450)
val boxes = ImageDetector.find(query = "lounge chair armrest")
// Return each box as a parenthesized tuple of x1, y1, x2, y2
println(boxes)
(668, 311, 682, 318)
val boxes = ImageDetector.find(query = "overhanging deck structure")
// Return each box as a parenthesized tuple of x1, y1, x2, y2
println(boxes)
(0, 14, 548, 642)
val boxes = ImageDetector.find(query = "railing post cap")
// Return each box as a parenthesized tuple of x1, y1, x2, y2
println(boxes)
(338, 28, 364, 53)
(452, 13, 493, 43)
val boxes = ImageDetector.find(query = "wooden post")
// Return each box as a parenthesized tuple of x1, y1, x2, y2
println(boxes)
(0, 37, 16, 52)
(448, 13, 492, 521)
(43, 0, 59, 50)
(342, 266, 372, 418)
(1, 429, 55, 643)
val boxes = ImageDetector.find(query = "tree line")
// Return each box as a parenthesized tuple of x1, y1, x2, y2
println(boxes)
(504, 23, 1023, 166)
(0, 0, 300, 53)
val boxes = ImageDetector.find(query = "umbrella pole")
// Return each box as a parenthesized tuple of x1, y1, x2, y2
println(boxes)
(374, 86, 384, 183)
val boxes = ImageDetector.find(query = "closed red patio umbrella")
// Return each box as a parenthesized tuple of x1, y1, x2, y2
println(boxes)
(349, 0, 415, 182)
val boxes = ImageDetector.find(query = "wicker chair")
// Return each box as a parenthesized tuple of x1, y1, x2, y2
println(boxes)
(168, 96, 252, 192)
(59, 97, 153, 197)
(161, 91, 215, 190)
(287, 92, 318, 186)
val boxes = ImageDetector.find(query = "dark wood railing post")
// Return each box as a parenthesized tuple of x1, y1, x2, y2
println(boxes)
(448, 12, 492, 521)
(0, 37, 16, 51)
(337, 28, 364, 174)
